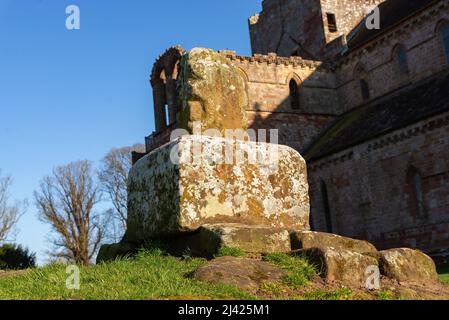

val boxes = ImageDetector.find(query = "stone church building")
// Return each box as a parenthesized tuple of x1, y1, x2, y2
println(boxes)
(142, 0, 449, 261)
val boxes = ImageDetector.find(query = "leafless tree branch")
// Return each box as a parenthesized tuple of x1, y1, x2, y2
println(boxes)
(34, 161, 105, 265)
(0, 171, 27, 243)
(98, 144, 144, 235)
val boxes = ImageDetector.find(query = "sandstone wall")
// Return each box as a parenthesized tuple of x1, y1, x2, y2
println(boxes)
(308, 111, 449, 257)
(146, 50, 341, 154)
(221, 52, 340, 151)
(248, 111, 334, 153)
(336, 1, 449, 111)
(249, 0, 385, 59)
(147, 1, 449, 155)
(320, 0, 385, 43)
(224, 53, 337, 114)
(249, 0, 325, 59)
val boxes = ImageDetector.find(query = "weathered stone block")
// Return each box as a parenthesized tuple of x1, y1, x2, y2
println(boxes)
(147, 224, 291, 258)
(125, 135, 310, 242)
(295, 247, 379, 288)
(147, 224, 290, 259)
(379, 248, 439, 283)
(193, 256, 285, 292)
(199, 223, 291, 254)
(178, 48, 249, 134)
(291, 231, 378, 256)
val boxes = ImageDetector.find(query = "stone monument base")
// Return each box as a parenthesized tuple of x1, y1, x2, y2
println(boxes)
(97, 135, 440, 289)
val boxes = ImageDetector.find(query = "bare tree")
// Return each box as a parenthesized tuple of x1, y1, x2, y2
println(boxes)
(0, 171, 27, 243)
(98, 144, 144, 234)
(34, 161, 105, 265)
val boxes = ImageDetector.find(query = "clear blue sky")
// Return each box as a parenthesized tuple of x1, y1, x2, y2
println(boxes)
(0, 0, 261, 263)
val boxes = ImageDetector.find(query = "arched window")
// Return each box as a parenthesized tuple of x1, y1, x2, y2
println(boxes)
(320, 181, 333, 233)
(407, 166, 426, 218)
(152, 68, 169, 133)
(159, 69, 170, 127)
(441, 24, 449, 64)
(289, 79, 300, 110)
(354, 64, 370, 101)
(150, 47, 185, 133)
(393, 45, 409, 74)
(360, 79, 370, 100)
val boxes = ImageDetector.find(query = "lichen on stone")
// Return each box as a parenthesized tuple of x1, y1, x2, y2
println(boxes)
(124, 135, 310, 241)
(177, 48, 249, 134)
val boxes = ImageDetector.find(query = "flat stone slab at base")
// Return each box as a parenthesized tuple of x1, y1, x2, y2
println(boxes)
(200, 223, 291, 254)
(379, 248, 439, 283)
(295, 247, 379, 288)
(193, 256, 285, 292)
(291, 231, 378, 256)
(164, 223, 291, 258)
(125, 135, 310, 242)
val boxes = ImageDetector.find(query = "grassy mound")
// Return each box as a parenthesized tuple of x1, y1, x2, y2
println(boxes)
(1, 249, 448, 300)
(0, 249, 252, 300)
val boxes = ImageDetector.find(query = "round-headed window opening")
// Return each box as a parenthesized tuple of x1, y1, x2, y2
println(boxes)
(289, 79, 300, 110)
(320, 180, 333, 233)
(354, 64, 370, 101)
(407, 166, 426, 218)
(393, 45, 409, 74)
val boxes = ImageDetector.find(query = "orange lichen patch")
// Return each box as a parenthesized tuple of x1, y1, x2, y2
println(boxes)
(214, 164, 234, 182)
(247, 197, 264, 216)
(218, 191, 227, 204)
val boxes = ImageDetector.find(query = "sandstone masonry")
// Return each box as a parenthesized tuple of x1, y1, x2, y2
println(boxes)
(139, 0, 449, 262)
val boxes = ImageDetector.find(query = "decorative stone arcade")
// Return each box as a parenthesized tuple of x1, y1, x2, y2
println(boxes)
(150, 46, 185, 133)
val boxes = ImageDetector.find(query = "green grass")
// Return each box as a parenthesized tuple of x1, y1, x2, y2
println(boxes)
(301, 288, 353, 300)
(438, 266, 449, 285)
(4, 249, 443, 300)
(0, 249, 253, 300)
(375, 291, 395, 300)
(215, 246, 246, 258)
(263, 253, 317, 288)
